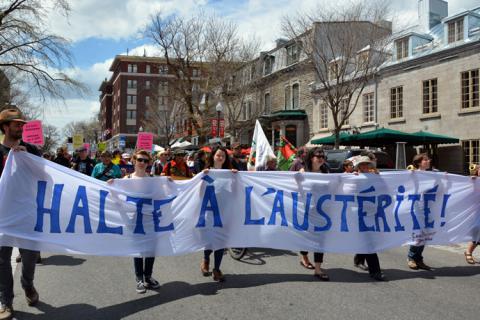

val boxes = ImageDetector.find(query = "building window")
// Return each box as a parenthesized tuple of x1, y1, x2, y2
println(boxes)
(396, 38, 409, 60)
(159, 96, 167, 106)
(390, 86, 403, 119)
(159, 65, 168, 74)
(292, 83, 299, 109)
(463, 140, 480, 171)
(461, 69, 479, 109)
(145, 96, 150, 106)
(145, 80, 151, 89)
(160, 81, 168, 94)
(242, 101, 252, 120)
(286, 44, 299, 65)
(284, 86, 291, 110)
(320, 104, 328, 129)
(448, 18, 464, 44)
(285, 125, 297, 147)
(127, 80, 137, 89)
(264, 93, 271, 114)
(264, 56, 274, 76)
(127, 110, 137, 120)
(423, 78, 438, 113)
(340, 99, 349, 125)
(127, 95, 137, 104)
(127, 64, 137, 73)
(146, 65, 151, 74)
(363, 93, 374, 123)
(192, 68, 200, 77)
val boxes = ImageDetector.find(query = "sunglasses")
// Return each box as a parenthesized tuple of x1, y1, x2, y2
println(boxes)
(313, 154, 325, 159)
(136, 158, 149, 163)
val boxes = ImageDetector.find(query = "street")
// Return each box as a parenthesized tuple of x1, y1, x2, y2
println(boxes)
(10, 245, 480, 320)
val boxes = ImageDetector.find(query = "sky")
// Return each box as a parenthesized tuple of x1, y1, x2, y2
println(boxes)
(38, 0, 480, 135)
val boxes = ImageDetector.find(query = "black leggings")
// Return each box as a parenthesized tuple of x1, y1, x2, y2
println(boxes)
(300, 251, 324, 263)
(134, 257, 155, 281)
(354, 253, 381, 275)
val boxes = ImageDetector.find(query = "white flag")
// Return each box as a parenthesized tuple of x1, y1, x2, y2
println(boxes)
(248, 120, 276, 170)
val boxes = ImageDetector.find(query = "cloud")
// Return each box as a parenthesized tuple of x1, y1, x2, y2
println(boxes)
(43, 98, 99, 130)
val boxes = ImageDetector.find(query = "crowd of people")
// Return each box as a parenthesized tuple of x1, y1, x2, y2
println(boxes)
(1, 107, 479, 319)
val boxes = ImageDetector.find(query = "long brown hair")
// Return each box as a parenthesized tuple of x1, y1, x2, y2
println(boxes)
(207, 146, 232, 169)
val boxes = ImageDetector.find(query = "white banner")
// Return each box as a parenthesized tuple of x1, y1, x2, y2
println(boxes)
(1, 152, 480, 256)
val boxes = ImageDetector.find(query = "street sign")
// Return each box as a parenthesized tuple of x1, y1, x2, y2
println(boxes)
(119, 136, 126, 148)
(211, 119, 218, 137)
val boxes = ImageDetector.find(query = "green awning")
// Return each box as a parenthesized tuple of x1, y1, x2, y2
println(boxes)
(346, 127, 416, 146)
(311, 132, 352, 145)
(410, 131, 459, 144)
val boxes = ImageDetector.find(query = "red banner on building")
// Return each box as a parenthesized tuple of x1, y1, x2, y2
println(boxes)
(211, 119, 218, 137)
(219, 119, 225, 137)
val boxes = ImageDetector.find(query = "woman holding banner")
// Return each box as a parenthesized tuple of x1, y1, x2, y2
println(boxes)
(406, 154, 433, 271)
(108, 150, 161, 293)
(298, 147, 330, 281)
(200, 146, 237, 282)
(353, 156, 385, 281)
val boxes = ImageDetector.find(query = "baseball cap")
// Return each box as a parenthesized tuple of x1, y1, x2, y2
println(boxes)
(0, 108, 27, 124)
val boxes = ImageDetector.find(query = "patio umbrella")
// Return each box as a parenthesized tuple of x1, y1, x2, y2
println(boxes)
(345, 127, 417, 146)
(410, 131, 459, 144)
(311, 132, 352, 145)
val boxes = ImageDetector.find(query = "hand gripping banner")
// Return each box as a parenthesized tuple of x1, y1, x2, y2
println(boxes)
(1, 152, 479, 256)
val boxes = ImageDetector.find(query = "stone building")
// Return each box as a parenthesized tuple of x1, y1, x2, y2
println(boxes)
(310, 0, 480, 173)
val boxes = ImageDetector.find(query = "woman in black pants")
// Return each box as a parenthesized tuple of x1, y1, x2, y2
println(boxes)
(352, 156, 385, 281)
(299, 147, 329, 281)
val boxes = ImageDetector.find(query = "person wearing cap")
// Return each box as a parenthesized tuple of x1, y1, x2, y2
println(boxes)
(72, 146, 95, 176)
(162, 149, 192, 179)
(0, 107, 41, 319)
(151, 151, 169, 176)
(231, 143, 247, 171)
(91, 151, 122, 181)
(352, 156, 386, 281)
(122, 153, 132, 165)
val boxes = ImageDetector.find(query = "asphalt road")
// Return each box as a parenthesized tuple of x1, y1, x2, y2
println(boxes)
(9, 245, 480, 320)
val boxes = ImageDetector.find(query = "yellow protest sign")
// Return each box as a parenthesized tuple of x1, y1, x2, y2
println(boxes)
(72, 134, 84, 150)
(97, 142, 106, 152)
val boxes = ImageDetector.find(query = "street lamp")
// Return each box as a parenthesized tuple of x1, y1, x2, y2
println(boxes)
(215, 101, 224, 138)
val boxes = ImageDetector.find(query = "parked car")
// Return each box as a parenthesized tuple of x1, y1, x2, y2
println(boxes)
(325, 149, 394, 173)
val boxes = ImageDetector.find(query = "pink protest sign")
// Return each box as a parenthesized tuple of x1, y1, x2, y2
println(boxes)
(22, 120, 44, 146)
(83, 143, 90, 152)
(136, 132, 154, 151)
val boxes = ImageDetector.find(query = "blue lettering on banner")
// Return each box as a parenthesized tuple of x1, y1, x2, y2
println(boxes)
(96, 190, 123, 235)
(334, 195, 355, 232)
(408, 194, 422, 230)
(244, 186, 265, 225)
(152, 198, 176, 232)
(423, 193, 436, 229)
(291, 192, 311, 231)
(394, 186, 406, 231)
(196, 185, 223, 227)
(375, 195, 392, 232)
(126, 197, 153, 234)
(314, 194, 332, 232)
(34, 181, 63, 233)
(440, 194, 451, 227)
(66, 186, 92, 234)
(268, 190, 288, 226)
(357, 195, 376, 232)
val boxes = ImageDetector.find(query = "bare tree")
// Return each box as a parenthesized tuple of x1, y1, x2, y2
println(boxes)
(283, 0, 392, 147)
(63, 115, 101, 144)
(145, 11, 257, 144)
(42, 123, 60, 152)
(0, 0, 86, 102)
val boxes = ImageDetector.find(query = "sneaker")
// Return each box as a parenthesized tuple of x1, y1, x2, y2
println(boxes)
(200, 259, 210, 276)
(144, 277, 160, 289)
(24, 286, 39, 306)
(136, 280, 146, 294)
(15, 255, 21, 263)
(370, 272, 386, 281)
(0, 304, 13, 320)
(354, 263, 369, 271)
(212, 269, 225, 282)
(416, 261, 432, 271)
(407, 260, 419, 270)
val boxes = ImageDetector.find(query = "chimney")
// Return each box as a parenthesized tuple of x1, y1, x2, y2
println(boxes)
(418, 0, 448, 32)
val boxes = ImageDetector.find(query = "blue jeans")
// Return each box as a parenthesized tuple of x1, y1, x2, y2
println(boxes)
(0, 247, 39, 305)
(133, 257, 155, 281)
(408, 245, 425, 262)
(204, 249, 224, 271)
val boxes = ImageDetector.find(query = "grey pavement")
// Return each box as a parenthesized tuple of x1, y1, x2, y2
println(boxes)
(9, 246, 480, 320)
